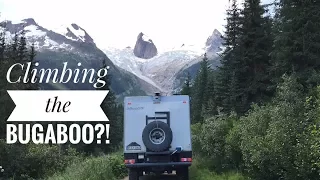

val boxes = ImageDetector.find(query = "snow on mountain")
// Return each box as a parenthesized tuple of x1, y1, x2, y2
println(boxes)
(2, 18, 223, 95)
(103, 47, 163, 91)
(104, 30, 222, 94)
(142, 50, 202, 93)
(2, 18, 100, 53)
(1, 18, 160, 97)
(141, 34, 152, 43)
(24, 25, 46, 37)
(52, 23, 94, 44)
(4, 19, 93, 46)
(169, 43, 206, 55)
(2, 18, 76, 51)
(103, 46, 204, 94)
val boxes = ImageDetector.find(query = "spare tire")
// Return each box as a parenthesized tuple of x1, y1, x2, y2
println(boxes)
(142, 121, 172, 152)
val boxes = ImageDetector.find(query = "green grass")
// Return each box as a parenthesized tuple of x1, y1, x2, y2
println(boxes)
(190, 169, 247, 180)
(189, 157, 248, 180)
(47, 152, 127, 180)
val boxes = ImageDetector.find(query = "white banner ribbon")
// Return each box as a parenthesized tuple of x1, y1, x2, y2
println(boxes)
(7, 90, 109, 122)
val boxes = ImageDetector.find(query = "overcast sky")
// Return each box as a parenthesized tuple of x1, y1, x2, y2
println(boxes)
(0, 0, 272, 51)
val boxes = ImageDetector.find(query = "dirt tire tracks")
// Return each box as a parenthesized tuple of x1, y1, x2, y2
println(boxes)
(122, 174, 178, 180)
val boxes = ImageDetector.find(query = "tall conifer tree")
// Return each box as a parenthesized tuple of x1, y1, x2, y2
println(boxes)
(215, 0, 241, 113)
(271, 0, 320, 89)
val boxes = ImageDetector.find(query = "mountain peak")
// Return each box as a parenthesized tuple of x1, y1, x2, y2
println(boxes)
(206, 29, 222, 45)
(133, 32, 157, 59)
(71, 23, 80, 30)
(2, 18, 46, 40)
(137, 32, 153, 44)
(4, 18, 37, 26)
(52, 23, 95, 44)
(2, 18, 38, 31)
(21, 18, 37, 25)
(205, 29, 223, 57)
(213, 29, 222, 37)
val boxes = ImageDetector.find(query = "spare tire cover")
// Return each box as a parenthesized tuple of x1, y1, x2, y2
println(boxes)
(142, 121, 173, 152)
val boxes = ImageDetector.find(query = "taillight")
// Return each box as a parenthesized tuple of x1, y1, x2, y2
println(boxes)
(180, 158, 192, 162)
(124, 159, 135, 164)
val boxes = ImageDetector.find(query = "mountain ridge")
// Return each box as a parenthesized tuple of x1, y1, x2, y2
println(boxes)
(1, 18, 160, 99)
(1, 17, 223, 96)
(103, 29, 223, 94)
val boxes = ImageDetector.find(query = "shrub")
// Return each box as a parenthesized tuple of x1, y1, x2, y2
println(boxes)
(0, 142, 82, 179)
(191, 122, 203, 156)
(194, 112, 239, 172)
(48, 152, 127, 180)
(238, 75, 320, 180)
(193, 75, 320, 180)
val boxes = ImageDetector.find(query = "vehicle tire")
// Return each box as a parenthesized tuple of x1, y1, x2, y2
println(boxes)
(176, 167, 189, 180)
(129, 169, 139, 180)
(142, 121, 173, 152)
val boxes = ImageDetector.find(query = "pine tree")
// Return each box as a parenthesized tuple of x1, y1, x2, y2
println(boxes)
(115, 103, 124, 144)
(18, 30, 27, 62)
(94, 59, 122, 152)
(0, 23, 6, 87)
(191, 53, 210, 124)
(0, 24, 5, 62)
(0, 23, 7, 139)
(215, 0, 241, 113)
(0, 28, 39, 138)
(26, 43, 39, 90)
(202, 70, 218, 117)
(8, 33, 19, 63)
(216, 0, 274, 114)
(271, 0, 320, 90)
(232, 0, 274, 113)
(180, 71, 191, 95)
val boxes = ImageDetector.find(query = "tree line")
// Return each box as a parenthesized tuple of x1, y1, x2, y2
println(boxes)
(181, 0, 320, 179)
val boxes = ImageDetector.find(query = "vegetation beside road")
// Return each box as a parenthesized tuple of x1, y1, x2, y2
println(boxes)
(179, 0, 320, 179)
(189, 156, 248, 180)
(47, 150, 248, 180)
(48, 152, 127, 180)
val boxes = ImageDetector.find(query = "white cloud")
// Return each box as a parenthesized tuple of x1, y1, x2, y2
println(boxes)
(0, 0, 273, 51)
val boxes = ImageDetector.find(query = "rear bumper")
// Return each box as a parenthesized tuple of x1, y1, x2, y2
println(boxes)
(125, 162, 192, 168)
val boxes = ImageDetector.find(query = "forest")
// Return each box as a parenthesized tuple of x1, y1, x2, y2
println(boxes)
(181, 0, 320, 179)
(1, 0, 320, 179)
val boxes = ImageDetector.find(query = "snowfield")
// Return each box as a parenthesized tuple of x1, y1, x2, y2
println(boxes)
(103, 46, 204, 93)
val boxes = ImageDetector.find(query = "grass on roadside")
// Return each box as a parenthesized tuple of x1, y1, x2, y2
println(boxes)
(47, 152, 127, 180)
(189, 156, 248, 180)
(48, 150, 248, 180)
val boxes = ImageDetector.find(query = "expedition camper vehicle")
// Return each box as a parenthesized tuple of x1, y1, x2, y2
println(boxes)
(123, 93, 192, 180)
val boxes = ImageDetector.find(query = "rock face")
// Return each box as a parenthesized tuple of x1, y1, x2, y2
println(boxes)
(205, 29, 223, 57)
(3, 18, 34, 32)
(65, 23, 95, 44)
(133, 32, 157, 59)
